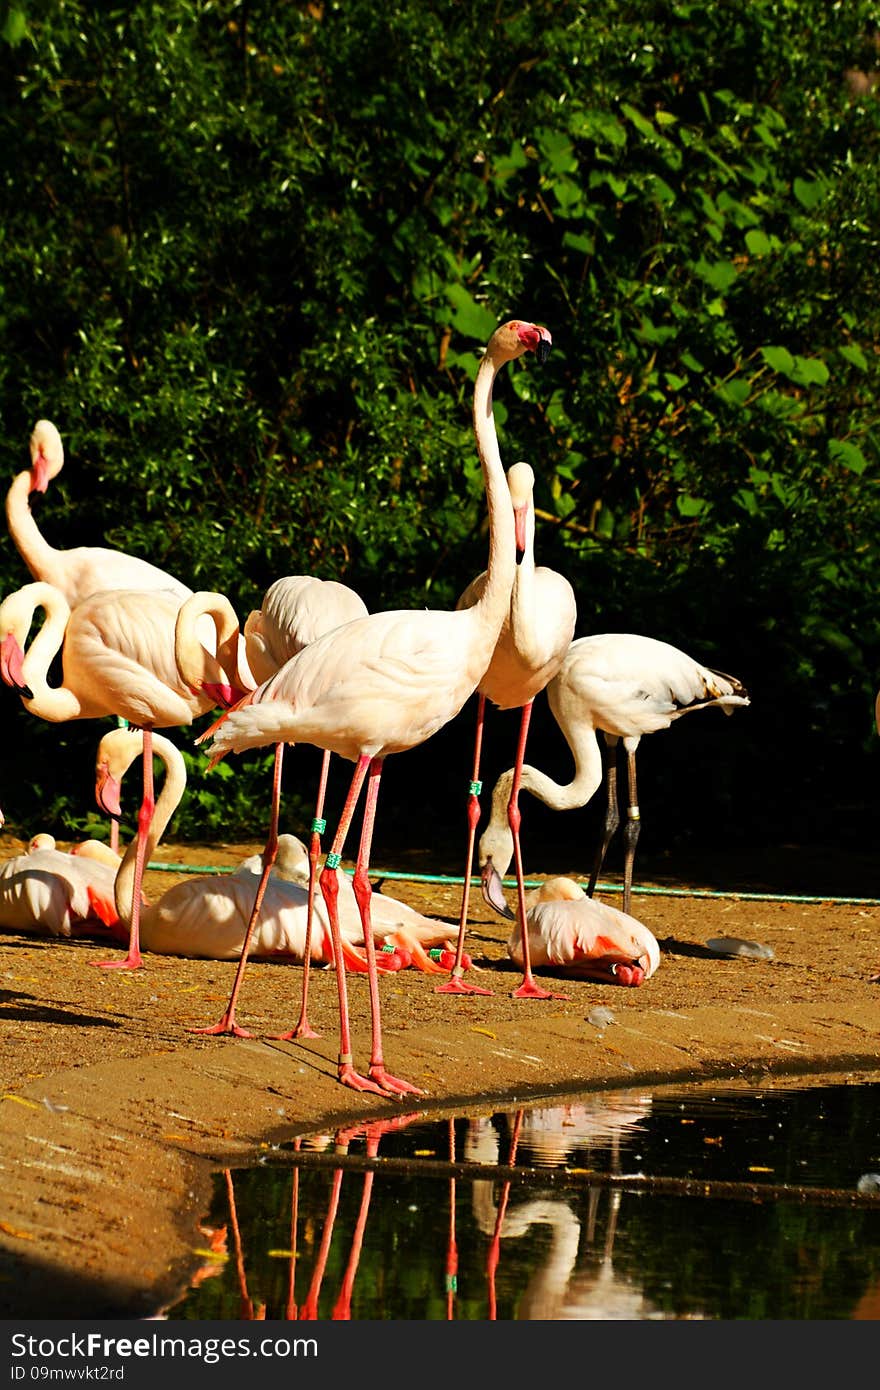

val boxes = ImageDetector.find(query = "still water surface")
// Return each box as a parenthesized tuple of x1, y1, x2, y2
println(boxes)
(168, 1080, 880, 1320)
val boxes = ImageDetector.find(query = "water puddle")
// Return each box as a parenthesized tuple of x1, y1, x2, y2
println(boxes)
(166, 1080, 880, 1320)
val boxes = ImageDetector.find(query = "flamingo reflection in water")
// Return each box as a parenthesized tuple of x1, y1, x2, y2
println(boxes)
(467, 1095, 701, 1319)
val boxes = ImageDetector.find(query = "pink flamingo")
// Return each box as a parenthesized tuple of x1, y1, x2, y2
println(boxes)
(479, 632, 749, 917)
(439, 459, 577, 1000)
(5, 419, 192, 852)
(5, 419, 191, 608)
(508, 875, 660, 986)
(0, 835, 122, 941)
(178, 577, 369, 1038)
(0, 580, 244, 968)
(192, 318, 552, 1098)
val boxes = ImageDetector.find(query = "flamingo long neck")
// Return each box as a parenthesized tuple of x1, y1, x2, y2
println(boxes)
(115, 736, 187, 928)
(8, 583, 84, 722)
(175, 591, 248, 698)
(469, 345, 517, 645)
(5, 473, 64, 589)
(479, 718, 604, 877)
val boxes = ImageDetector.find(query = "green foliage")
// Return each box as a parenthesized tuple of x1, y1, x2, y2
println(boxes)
(0, 0, 878, 853)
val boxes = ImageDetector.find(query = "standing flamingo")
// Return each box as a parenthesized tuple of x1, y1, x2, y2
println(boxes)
(6, 420, 191, 608)
(439, 460, 577, 1000)
(0, 580, 244, 968)
(178, 576, 369, 1037)
(478, 632, 750, 916)
(193, 317, 552, 1098)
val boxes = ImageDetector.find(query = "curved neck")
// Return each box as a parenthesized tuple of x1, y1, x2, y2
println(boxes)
(3, 582, 83, 721)
(5, 473, 61, 586)
(175, 591, 249, 700)
(115, 733, 187, 926)
(470, 345, 517, 638)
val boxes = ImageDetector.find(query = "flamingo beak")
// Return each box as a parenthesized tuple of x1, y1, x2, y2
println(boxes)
(30, 450, 51, 494)
(514, 501, 528, 559)
(95, 763, 124, 819)
(480, 858, 515, 919)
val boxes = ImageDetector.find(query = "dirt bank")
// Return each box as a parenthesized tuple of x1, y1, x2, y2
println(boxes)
(1, 837, 878, 1319)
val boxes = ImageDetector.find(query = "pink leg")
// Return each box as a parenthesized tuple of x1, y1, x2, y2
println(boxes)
(446, 1119, 458, 1320)
(274, 748, 331, 1041)
(190, 743, 286, 1036)
(508, 703, 568, 1001)
(285, 1139, 301, 1321)
(437, 694, 492, 996)
(94, 726, 154, 970)
(331, 1139, 377, 1319)
(300, 1166, 343, 1320)
(486, 1110, 523, 1319)
(352, 759, 424, 1097)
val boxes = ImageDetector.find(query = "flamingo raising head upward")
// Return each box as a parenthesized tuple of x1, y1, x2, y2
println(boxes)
(6, 420, 191, 609)
(192, 318, 552, 1099)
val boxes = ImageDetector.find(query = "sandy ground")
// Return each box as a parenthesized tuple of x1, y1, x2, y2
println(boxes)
(0, 834, 878, 1319)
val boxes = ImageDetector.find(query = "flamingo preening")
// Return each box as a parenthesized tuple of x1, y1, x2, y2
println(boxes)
(0, 836, 121, 940)
(479, 632, 749, 917)
(439, 460, 577, 1000)
(194, 318, 552, 1098)
(0, 581, 244, 968)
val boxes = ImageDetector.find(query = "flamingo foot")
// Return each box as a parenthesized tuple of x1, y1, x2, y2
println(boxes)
(188, 1013, 254, 1038)
(272, 1020, 321, 1040)
(435, 974, 493, 996)
(337, 1062, 395, 1097)
(367, 1064, 426, 1098)
(611, 963, 645, 987)
(92, 953, 143, 971)
(511, 978, 569, 1001)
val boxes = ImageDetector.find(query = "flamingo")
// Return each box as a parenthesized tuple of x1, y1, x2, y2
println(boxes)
(439, 460, 577, 1000)
(5, 420, 191, 609)
(507, 875, 660, 986)
(479, 632, 750, 917)
(0, 837, 122, 940)
(177, 576, 369, 1037)
(0, 580, 244, 968)
(192, 317, 552, 1098)
(91, 728, 457, 969)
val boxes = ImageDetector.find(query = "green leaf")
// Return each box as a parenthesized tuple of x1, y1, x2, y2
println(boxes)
(744, 229, 772, 257)
(793, 177, 827, 210)
(677, 493, 707, 516)
(761, 345, 796, 377)
(445, 286, 498, 341)
(694, 258, 738, 292)
(839, 344, 868, 371)
(790, 355, 829, 386)
(1, 7, 26, 44)
(828, 439, 869, 475)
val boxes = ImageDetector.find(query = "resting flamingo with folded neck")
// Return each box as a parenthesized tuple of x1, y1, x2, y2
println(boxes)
(479, 632, 749, 917)
(6, 419, 191, 609)
(177, 576, 369, 1038)
(509, 876, 659, 986)
(0, 835, 123, 940)
(439, 460, 577, 1001)
(0, 580, 245, 968)
(91, 729, 458, 968)
(193, 317, 552, 1099)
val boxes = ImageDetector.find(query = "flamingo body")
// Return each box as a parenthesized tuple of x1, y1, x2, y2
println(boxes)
(0, 845, 120, 938)
(510, 876, 659, 985)
(244, 576, 368, 685)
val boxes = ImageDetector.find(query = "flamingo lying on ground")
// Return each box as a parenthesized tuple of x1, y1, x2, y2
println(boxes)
(0, 580, 245, 968)
(89, 729, 456, 970)
(193, 318, 552, 1098)
(177, 577, 369, 1037)
(507, 876, 659, 986)
(440, 460, 577, 1000)
(479, 632, 749, 917)
(0, 837, 123, 940)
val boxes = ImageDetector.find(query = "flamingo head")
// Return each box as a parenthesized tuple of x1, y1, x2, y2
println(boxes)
(507, 462, 535, 558)
(95, 757, 124, 819)
(28, 420, 64, 495)
(0, 631, 31, 696)
(480, 856, 515, 919)
(489, 320, 553, 367)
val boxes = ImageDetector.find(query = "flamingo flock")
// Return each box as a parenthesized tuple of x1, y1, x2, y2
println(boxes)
(1, 318, 761, 1100)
